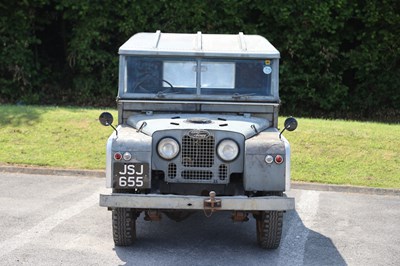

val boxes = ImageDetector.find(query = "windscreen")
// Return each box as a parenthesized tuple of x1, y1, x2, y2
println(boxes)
(125, 57, 273, 96)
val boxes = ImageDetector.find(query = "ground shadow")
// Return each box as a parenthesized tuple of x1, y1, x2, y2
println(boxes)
(0, 104, 43, 126)
(114, 210, 346, 266)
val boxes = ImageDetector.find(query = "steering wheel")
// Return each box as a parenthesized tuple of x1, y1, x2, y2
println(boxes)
(133, 74, 174, 93)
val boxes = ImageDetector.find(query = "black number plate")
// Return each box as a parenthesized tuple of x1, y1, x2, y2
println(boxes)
(113, 163, 150, 189)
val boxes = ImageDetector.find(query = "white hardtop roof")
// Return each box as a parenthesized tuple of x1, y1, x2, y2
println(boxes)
(119, 31, 280, 58)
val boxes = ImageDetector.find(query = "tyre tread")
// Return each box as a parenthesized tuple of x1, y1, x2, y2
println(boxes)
(112, 208, 136, 246)
(257, 211, 283, 249)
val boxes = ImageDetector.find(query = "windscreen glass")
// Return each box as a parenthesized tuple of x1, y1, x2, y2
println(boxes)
(201, 62, 235, 89)
(125, 57, 273, 96)
(163, 61, 196, 88)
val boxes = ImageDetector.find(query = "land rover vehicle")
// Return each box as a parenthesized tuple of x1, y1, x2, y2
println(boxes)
(99, 31, 297, 249)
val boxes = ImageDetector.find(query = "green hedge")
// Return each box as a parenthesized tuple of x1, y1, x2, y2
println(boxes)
(1, 0, 399, 121)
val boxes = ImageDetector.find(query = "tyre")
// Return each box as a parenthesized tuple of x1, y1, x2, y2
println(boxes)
(255, 211, 283, 249)
(112, 208, 137, 246)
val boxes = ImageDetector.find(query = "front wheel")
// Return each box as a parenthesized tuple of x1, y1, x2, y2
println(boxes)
(112, 208, 137, 246)
(255, 211, 283, 249)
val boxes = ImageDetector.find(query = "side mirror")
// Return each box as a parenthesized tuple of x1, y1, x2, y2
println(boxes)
(99, 112, 118, 136)
(99, 112, 114, 126)
(284, 117, 298, 132)
(279, 117, 298, 139)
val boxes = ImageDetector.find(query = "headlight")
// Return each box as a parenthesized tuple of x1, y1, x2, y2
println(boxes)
(157, 138, 180, 160)
(217, 139, 239, 161)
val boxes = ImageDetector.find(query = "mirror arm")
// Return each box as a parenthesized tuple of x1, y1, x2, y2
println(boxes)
(279, 128, 286, 140)
(110, 124, 118, 137)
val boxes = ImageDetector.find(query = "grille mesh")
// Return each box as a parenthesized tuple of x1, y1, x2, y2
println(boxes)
(168, 163, 177, 179)
(182, 170, 213, 180)
(181, 135, 215, 167)
(160, 131, 235, 184)
(219, 164, 228, 180)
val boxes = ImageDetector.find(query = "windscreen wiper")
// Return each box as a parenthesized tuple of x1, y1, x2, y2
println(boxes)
(232, 93, 256, 99)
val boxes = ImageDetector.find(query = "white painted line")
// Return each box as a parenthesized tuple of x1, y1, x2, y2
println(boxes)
(0, 190, 101, 258)
(278, 190, 320, 266)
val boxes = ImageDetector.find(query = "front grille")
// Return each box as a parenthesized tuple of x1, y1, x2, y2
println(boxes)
(155, 130, 240, 185)
(181, 135, 215, 167)
(219, 164, 228, 181)
(168, 163, 177, 179)
(182, 170, 213, 180)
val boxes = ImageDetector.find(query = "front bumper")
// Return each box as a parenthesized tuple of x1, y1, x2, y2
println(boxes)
(99, 193, 295, 211)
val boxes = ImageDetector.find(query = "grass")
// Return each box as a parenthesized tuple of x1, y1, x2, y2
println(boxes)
(0, 105, 116, 170)
(0, 105, 399, 188)
(283, 118, 400, 188)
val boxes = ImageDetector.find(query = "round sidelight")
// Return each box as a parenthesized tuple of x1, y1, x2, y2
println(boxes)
(123, 152, 132, 161)
(265, 155, 274, 164)
(157, 138, 180, 160)
(217, 139, 239, 161)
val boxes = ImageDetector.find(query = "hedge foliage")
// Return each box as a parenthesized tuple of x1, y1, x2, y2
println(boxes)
(1, 0, 399, 120)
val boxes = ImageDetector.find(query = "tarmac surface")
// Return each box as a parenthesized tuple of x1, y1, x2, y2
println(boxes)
(0, 169, 399, 265)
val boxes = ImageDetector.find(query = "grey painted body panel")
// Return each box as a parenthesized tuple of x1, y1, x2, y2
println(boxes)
(119, 31, 280, 59)
(120, 100, 278, 114)
(106, 121, 289, 192)
(118, 100, 279, 127)
(282, 135, 292, 191)
(244, 128, 287, 191)
(127, 113, 270, 139)
(106, 125, 152, 188)
(111, 125, 152, 152)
